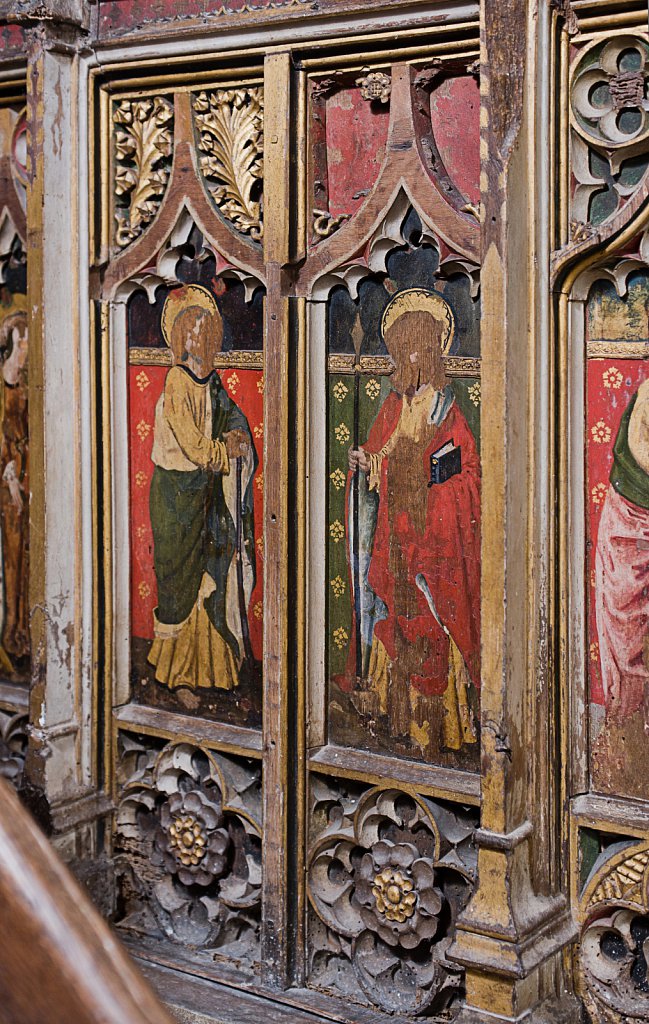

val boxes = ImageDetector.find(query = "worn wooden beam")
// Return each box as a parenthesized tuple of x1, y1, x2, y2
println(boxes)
(261, 49, 293, 989)
(447, 1, 577, 1020)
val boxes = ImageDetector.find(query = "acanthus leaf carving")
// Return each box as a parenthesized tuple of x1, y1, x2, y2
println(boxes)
(113, 96, 174, 250)
(193, 88, 264, 242)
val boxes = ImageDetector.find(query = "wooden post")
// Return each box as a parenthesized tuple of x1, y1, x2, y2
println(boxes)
(448, 1, 578, 1019)
(261, 49, 293, 988)
(24, 12, 108, 858)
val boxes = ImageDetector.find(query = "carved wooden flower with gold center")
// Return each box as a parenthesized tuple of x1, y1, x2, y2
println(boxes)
(168, 814, 207, 867)
(355, 839, 444, 949)
(371, 867, 417, 922)
(155, 788, 230, 887)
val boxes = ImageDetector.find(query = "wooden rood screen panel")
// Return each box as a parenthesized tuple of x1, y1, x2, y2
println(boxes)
(92, 26, 481, 1019)
(0, 88, 29, 792)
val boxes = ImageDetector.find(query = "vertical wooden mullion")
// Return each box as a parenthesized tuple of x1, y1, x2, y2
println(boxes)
(261, 50, 292, 989)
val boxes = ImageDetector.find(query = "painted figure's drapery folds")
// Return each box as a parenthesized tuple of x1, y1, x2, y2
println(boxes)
(0, 308, 29, 667)
(344, 290, 481, 752)
(596, 380, 649, 721)
(148, 285, 257, 692)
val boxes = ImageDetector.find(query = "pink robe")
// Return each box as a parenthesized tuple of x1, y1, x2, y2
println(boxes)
(596, 485, 649, 717)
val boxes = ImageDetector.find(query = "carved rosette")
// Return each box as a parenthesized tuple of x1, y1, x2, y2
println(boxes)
(307, 780, 477, 1015)
(577, 839, 649, 1022)
(570, 36, 649, 227)
(115, 735, 261, 953)
(113, 96, 174, 249)
(0, 709, 27, 788)
(192, 88, 264, 241)
(356, 71, 391, 105)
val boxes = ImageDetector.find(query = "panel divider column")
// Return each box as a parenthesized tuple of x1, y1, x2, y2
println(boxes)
(261, 49, 294, 990)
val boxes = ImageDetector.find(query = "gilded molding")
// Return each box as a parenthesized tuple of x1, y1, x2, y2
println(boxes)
(327, 354, 480, 376)
(128, 347, 264, 370)
(587, 341, 649, 359)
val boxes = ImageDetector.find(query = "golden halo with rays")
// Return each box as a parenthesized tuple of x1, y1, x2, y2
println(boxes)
(161, 284, 221, 348)
(380, 288, 456, 354)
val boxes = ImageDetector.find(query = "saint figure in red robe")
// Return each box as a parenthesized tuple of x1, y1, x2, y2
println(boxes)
(346, 289, 481, 753)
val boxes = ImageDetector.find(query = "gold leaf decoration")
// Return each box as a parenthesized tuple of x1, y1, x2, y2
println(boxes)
(113, 96, 174, 249)
(193, 88, 264, 241)
(591, 851, 649, 905)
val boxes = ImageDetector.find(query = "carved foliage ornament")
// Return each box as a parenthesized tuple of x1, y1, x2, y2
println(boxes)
(356, 71, 391, 105)
(193, 89, 264, 241)
(0, 709, 27, 788)
(113, 96, 174, 250)
(577, 839, 649, 1021)
(307, 780, 477, 1015)
(115, 735, 261, 952)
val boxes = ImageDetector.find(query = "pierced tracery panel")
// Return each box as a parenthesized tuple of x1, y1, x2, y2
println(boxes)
(0, 707, 27, 787)
(307, 777, 477, 1015)
(115, 731, 262, 957)
(577, 832, 649, 1023)
(569, 34, 649, 236)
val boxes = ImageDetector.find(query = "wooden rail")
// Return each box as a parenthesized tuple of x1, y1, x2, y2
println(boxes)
(0, 776, 173, 1024)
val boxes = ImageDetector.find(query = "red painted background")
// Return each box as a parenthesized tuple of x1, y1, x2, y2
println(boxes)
(325, 88, 389, 221)
(99, 0, 298, 33)
(587, 358, 649, 704)
(0, 25, 25, 53)
(129, 363, 264, 660)
(429, 76, 480, 207)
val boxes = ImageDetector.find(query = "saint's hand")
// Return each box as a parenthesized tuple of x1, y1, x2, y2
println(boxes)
(224, 429, 250, 459)
(348, 447, 370, 473)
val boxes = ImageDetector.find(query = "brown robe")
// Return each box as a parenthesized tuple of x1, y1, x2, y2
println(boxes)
(0, 375, 29, 660)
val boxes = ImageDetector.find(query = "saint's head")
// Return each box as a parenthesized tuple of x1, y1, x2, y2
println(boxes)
(162, 285, 223, 373)
(381, 289, 455, 399)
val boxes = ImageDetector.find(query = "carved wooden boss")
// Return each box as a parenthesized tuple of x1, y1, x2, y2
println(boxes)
(0, 1, 649, 1023)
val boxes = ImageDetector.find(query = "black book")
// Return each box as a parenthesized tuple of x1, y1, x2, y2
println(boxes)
(428, 439, 461, 486)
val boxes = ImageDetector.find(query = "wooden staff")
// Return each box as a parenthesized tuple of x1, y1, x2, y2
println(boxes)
(352, 315, 363, 683)
(236, 455, 255, 672)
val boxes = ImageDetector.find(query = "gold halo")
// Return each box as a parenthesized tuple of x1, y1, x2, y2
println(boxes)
(161, 284, 220, 348)
(2, 293, 28, 316)
(380, 288, 455, 354)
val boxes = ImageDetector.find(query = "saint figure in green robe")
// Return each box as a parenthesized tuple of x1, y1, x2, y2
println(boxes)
(148, 284, 257, 691)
